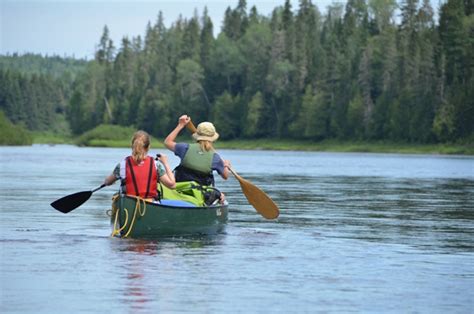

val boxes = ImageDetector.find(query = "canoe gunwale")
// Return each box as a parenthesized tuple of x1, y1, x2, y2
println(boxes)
(121, 194, 228, 210)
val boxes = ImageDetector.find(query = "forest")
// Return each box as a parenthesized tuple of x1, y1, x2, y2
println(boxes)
(0, 0, 473, 144)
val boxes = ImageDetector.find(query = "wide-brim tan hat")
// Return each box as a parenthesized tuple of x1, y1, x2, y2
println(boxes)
(192, 122, 219, 142)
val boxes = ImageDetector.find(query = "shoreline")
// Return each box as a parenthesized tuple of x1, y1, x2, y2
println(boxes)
(30, 134, 474, 156)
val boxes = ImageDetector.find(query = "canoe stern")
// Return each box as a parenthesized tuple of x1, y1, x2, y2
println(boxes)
(111, 195, 228, 238)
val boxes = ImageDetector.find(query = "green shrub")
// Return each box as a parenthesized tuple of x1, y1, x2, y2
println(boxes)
(0, 111, 33, 146)
(32, 131, 72, 144)
(75, 124, 162, 147)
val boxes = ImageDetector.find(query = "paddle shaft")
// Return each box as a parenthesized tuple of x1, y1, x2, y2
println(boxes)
(186, 120, 198, 133)
(93, 184, 107, 192)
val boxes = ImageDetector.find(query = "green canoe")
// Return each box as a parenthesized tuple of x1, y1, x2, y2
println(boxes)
(110, 194, 228, 238)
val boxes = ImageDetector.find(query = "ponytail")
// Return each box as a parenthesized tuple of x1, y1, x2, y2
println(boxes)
(198, 140, 214, 152)
(131, 130, 150, 163)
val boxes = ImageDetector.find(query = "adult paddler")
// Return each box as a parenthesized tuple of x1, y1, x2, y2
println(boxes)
(164, 115, 231, 188)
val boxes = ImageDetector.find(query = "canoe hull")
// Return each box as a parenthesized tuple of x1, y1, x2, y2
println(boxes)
(111, 195, 228, 238)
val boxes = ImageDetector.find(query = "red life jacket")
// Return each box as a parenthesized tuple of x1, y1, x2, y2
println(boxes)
(125, 156, 158, 199)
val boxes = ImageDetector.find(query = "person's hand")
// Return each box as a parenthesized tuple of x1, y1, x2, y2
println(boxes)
(219, 192, 226, 204)
(156, 153, 169, 165)
(103, 174, 116, 186)
(178, 115, 190, 127)
(223, 160, 231, 169)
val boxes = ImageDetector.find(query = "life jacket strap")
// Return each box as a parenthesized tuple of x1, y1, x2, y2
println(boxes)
(144, 157, 153, 199)
(126, 157, 140, 196)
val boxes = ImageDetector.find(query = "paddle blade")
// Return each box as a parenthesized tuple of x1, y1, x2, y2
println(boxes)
(51, 191, 92, 213)
(235, 174, 280, 219)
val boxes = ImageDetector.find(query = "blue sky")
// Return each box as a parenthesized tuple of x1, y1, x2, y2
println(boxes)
(1, 0, 441, 59)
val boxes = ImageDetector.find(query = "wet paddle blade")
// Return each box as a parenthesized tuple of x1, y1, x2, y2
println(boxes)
(50, 191, 92, 213)
(233, 172, 280, 219)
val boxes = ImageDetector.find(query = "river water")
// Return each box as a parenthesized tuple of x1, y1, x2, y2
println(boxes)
(1, 145, 473, 313)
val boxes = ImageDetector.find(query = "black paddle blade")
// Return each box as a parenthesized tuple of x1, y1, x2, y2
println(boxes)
(51, 191, 93, 213)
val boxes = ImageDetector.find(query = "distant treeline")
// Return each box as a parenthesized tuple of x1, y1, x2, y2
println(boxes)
(0, 53, 87, 79)
(0, 53, 87, 133)
(0, 68, 69, 131)
(0, 0, 473, 144)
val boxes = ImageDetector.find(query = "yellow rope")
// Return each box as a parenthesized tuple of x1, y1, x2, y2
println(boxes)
(123, 196, 147, 238)
(111, 207, 129, 237)
(111, 194, 129, 237)
(110, 194, 149, 238)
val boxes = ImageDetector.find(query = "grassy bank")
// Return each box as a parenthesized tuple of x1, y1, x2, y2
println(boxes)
(33, 137, 474, 155)
(216, 139, 474, 155)
(28, 123, 473, 155)
(0, 111, 33, 145)
(75, 125, 162, 148)
(32, 132, 73, 144)
(30, 125, 163, 148)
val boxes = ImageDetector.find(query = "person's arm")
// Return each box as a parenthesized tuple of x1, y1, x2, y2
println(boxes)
(164, 114, 190, 152)
(221, 159, 231, 180)
(156, 154, 176, 189)
(213, 154, 231, 180)
(104, 174, 117, 186)
(104, 163, 120, 185)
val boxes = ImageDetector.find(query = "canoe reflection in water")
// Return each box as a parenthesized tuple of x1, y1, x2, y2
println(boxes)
(113, 236, 226, 312)
(119, 240, 157, 311)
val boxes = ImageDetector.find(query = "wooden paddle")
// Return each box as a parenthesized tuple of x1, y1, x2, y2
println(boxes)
(51, 184, 106, 213)
(186, 121, 279, 219)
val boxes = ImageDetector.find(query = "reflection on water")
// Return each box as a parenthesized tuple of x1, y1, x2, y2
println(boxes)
(106, 235, 228, 312)
(225, 173, 474, 253)
(1, 145, 473, 312)
(259, 176, 474, 252)
(116, 240, 157, 311)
